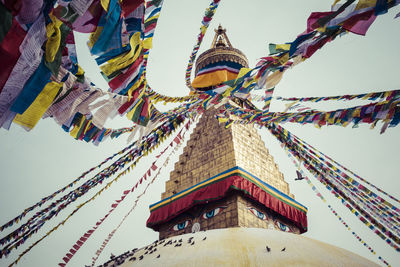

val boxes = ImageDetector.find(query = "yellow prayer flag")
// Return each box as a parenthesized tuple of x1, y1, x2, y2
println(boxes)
(353, 108, 361, 117)
(76, 65, 85, 76)
(82, 119, 92, 136)
(315, 25, 327, 33)
(278, 53, 289, 65)
(332, 0, 342, 7)
(128, 76, 145, 100)
(276, 44, 290, 51)
(101, 0, 110, 11)
(145, 14, 160, 24)
(14, 82, 63, 130)
(126, 99, 143, 120)
(356, 0, 377, 10)
(88, 26, 103, 49)
(143, 37, 153, 49)
(328, 115, 335, 125)
(236, 68, 251, 79)
(45, 14, 63, 63)
(70, 116, 84, 138)
(100, 32, 142, 76)
(222, 87, 233, 97)
(384, 91, 392, 100)
(218, 117, 228, 124)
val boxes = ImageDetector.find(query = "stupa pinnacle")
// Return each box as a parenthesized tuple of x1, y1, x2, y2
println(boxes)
(191, 25, 248, 90)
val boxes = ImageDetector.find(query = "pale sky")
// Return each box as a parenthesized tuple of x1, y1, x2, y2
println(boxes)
(0, 1, 400, 266)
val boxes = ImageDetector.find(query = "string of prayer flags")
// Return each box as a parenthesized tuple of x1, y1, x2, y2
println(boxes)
(0, 0, 170, 137)
(0, 115, 190, 259)
(5, 117, 193, 265)
(89, 117, 193, 267)
(1, 0, 399, 139)
(0, 135, 143, 233)
(273, 135, 399, 252)
(58, 120, 191, 266)
(276, 89, 400, 103)
(267, 123, 400, 253)
(147, 88, 197, 104)
(288, 129, 400, 206)
(143, 0, 164, 49)
(223, 96, 399, 134)
(277, 124, 400, 220)
(219, 0, 400, 105)
(274, 123, 400, 230)
(281, 145, 391, 266)
(250, 88, 400, 103)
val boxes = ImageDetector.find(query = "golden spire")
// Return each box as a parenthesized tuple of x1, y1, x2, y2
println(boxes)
(211, 24, 232, 48)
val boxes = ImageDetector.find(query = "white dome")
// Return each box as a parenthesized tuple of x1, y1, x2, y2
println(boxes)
(102, 227, 378, 267)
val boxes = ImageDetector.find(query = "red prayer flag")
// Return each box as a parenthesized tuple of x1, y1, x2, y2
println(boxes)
(307, 11, 334, 33)
(109, 56, 143, 89)
(151, 163, 157, 171)
(65, 253, 73, 259)
(0, 19, 26, 93)
(342, 9, 376, 36)
(120, 0, 144, 17)
(173, 136, 181, 144)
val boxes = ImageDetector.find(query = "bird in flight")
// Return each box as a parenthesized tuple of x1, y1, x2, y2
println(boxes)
(294, 170, 304, 181)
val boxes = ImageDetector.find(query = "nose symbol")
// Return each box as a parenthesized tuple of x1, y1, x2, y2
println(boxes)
(192, 222, 200, 233)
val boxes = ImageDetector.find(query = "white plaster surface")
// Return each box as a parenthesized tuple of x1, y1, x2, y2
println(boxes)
(105, 227, 379, 267)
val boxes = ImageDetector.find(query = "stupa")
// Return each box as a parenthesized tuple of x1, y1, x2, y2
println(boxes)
(100, 26, 379, 267)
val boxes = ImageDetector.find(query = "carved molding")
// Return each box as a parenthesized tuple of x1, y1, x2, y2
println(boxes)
(195, 47, 249, 75)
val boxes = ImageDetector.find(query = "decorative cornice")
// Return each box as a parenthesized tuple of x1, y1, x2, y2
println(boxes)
(195, 47, 249, 75)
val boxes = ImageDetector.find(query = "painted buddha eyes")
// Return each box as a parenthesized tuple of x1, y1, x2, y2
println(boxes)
(202, 207, 224, 219)
(248, 207, 268, 221)
(172, 207, 226, 231)
(173, 220, 190, 231)
(247, 207, 293, 232)
(276, 221, 291, 232)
